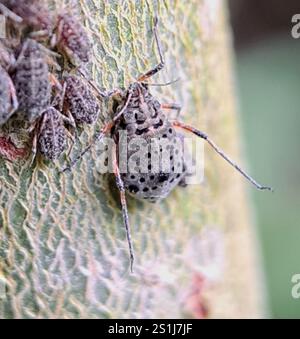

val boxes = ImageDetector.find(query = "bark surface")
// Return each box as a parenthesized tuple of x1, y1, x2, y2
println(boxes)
(0, 0, 263, 318)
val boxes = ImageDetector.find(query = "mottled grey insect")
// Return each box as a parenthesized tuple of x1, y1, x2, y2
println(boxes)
(32, 105, 75, 162)
(0, 0, 53, 35)
(51, 9, 91, 64)
(63, 18, 272, 272)
(62, 75, 100, 125)
(12, 38, 52, 123)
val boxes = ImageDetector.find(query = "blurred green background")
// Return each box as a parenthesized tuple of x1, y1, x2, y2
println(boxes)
(229, 0, 300, 318)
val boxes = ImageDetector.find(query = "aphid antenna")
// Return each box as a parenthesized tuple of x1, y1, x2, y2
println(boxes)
(76, 67, 109, 98)
(147, 78, 180, 87)
(137, 16, 165, 83)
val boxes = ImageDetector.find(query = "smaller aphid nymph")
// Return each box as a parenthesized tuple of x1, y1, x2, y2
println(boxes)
(62, 75, 100, 125)
(34, 106, 75, 162)
(51, 10, 91, 64)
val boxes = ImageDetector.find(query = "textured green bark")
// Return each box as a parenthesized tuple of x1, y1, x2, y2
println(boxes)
(0, 0, 263, 318)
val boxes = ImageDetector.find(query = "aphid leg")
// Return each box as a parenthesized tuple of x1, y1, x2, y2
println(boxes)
(161, 103, 182, 118)
(61, 81, 133, 173)
(13, 39, 30, 69)
(61, 121, 114, 173)
(64, 129, 76, 158)
(60, 109, 78, 140)
(77, 67, 123, 99)
(30, 130, 38, 166)
(30, 117, 46, 166)
(50, 11, 64, 49)
(148, 78, 180, 87)
(60, 109, 76, 130)
(0, 3, 23, 23)
(112, 142, 135, 273)
(112, 87, 134, 122)
(137, 17, 165, 82)
(29, 30, 51, 40)
(49, 73, 63, 93)
(172, 120, 273, 191)
(50, 30, 58, 49)
(54, 82, 78, 135)
(42, 50, 61, 71)
(8, 76, 18, 114)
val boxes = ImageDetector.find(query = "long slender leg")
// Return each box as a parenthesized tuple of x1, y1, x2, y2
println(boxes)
(61, 84, 133, 173)
(13, 39, 29, 69)
(30, 116, 46, 166)
(49, 73, 63, 94)
(52, 82, 77, 131)
(60, 109, 76, 130)
(148, 78, 180, 87)
(0, 3, 22, 23)
(29, 29, 51, 39)
(77, 68, 123, 99)
(112, 88, 133, 123)
(64, 128, 75, 158)
(112, 143, 135, 273)
(30, 130, 38, 166)
(137, 17, 165, 82)
(8, 77, 18, 114)
(61, 121, 114, 173)
(172, 120, 273, 191)
(161, 103, 182, 118)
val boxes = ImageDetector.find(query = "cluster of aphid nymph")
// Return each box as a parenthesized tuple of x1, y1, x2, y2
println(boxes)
(0, 1, 272, 272)
(0, 0, 99, 162)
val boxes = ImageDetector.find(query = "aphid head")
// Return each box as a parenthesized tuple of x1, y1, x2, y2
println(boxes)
(128, 81, 149, 95)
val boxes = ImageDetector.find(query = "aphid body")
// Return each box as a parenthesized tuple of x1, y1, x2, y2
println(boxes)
(114, 82, 186, 202)
(37, 107, 68, 161)
(13, 39, 51, 123)
(30, 92, 76, 162)
(63, 75, 99, 124)
(1, 0, 53, 34)
(52, 11, 91, 64)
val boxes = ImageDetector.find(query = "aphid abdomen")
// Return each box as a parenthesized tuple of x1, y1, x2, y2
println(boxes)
(63, 75, 99, 124)
(116, 84, 187, 202)
(56, 14, 91, 63)
(13, 39, 51, 122)
(38, 108, 67, 160)
(121, 125, 186, 203)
